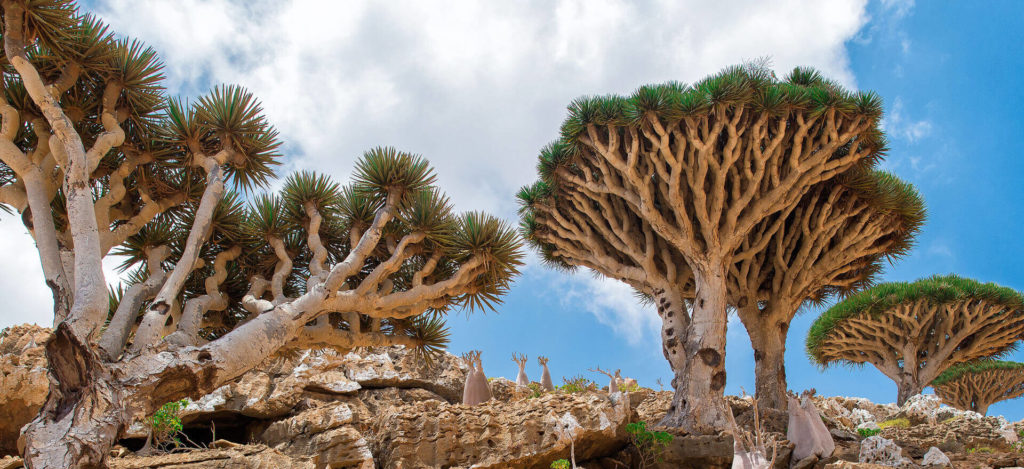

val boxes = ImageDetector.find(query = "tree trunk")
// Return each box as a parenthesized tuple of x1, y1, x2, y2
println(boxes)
(657, 262, 731, 433)
(895, 374, 922, 407)
(974, 401, 988, 416)
(742, 312, 789, 411)
(20, 324, 127, 469)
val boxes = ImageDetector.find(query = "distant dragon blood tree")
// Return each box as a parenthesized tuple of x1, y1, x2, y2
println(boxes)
(0, 2, 522, 467)
(932, 360, 1024, 415)
(519, 63, 888, 431)
(731, 169, 924, 409)
(807, 275, 1024, 406)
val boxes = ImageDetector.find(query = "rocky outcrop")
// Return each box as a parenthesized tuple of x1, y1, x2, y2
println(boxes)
(921, 446, 951, 466)
(371, 392, 630, 468)
(109, 444, 313, 469)
(0, 325, 50, 455)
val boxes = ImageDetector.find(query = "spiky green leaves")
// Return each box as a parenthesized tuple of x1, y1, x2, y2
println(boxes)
(806, 274, 1024, 363)
(552, 63, 882, 157)
(352, 147, 436, 206)
(452, 212, 523, 311)
(932, 360, 1024, 387)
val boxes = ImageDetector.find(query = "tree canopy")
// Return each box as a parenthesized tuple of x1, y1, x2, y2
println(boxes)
(807, 274, 1024, 405)
(520, 62, 889, 430)
(931, 360, 1024, 415)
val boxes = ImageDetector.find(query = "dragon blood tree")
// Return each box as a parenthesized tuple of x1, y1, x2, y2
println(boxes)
(807, 275, 1024, 406)
(0, 3, 523, 467)
(731, 169, 925, 409)
(932, 360, 1024, 415)
(519, 64, 887, 431)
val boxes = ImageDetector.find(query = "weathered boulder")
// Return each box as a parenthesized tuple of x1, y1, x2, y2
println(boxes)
(0, 325, 50, 456)
(258, 403, 373, 468)
(859, 435, 915, 468)
(921, 446, 950, 467)
(370, 392, 630, 468)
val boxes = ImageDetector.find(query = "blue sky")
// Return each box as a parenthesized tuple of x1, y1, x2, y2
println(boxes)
(444, 0, 1024, 420)
(1, 0, 1021, 420)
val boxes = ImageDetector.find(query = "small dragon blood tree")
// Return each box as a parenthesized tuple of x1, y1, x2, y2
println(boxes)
(520, 63, 888, 431)
(932, 360, 1024, 415)
(0, 2, 523, 465)
(807, 275, 1024, 405)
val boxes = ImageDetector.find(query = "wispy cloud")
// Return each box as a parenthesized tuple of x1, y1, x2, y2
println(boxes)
(883, 97, 933, 143)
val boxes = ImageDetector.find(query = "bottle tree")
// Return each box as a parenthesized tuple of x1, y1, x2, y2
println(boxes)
(931, 360, 1024, 415)
(519, 63, 887, 431)
(807, 275, 1024, 405)
(731, 169, 924, 409)
(0, 3, 523, 467)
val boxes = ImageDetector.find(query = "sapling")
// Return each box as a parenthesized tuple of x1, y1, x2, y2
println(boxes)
(513, 352, 530, 386)
(590, 366, 619, 393)
(462, 352, 478, 405)
(539, 356, 554, 391)
(727, 393, 777, 469)
(470, 350, 493, 404)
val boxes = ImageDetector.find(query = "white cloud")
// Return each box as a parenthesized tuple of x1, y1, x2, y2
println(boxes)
(2, 0, 872, 332)
(884, 97, 933, 143)
(560, 273, 661, 346)
(0, 216, 56, 329)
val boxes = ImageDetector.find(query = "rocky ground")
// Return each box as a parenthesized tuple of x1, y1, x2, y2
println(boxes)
(1, 325, 1022, 468)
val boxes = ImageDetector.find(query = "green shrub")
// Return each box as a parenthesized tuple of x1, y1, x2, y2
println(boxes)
(877, 418, 910, 429)
(527, 382, 544, 399)
(150, 399, 189, 449)
(625, 420, 673, 468)
(967, 446, 993, 454)
(557, 375, 597, 394)
(857, 428, 881, 438)
(550, 458, 570, 469)
(619, 381, 641, 393)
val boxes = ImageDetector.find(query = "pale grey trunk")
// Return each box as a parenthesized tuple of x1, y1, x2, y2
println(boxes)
(658, 262, 730, 433)
(896, 373, 922, 407)
(20, 325, 128, 469)
(740, 309, 789, 410)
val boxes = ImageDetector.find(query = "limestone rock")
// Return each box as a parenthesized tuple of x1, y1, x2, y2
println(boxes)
(825, 463, 899, 469)
(342, 348, 466, 402)
(108, 444, 313, 469)
(0, 455, 23, 469)
(370, 392, 629, 468)
(921, 446, 950, 466)
(859, 435, 915, 468)
(0, 325, 50, 456)
(894, 394, 942, 425)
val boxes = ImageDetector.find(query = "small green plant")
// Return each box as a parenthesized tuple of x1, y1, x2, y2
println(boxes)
(877, 418, 910, 429)
(557, 375, 597, 394)
(857, 428, 882, 438)
(619, 381, 641, 393)
(149, 399, 190, 450)
(527, 382, 544, 399)
(967, 446, 993, 454)
(625, 420, 673, 468)
(550, 459, 571, 469)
